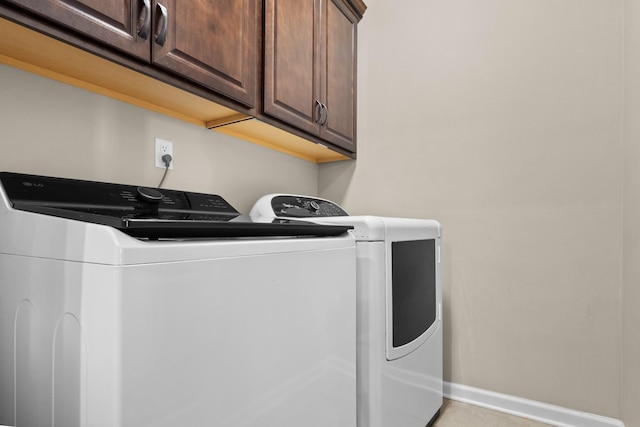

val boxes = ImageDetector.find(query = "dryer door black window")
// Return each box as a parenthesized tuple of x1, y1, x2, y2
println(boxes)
(391, 239, 437, 348)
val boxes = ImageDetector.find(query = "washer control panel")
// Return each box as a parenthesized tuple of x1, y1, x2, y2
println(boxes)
(270, 195, 348, 218)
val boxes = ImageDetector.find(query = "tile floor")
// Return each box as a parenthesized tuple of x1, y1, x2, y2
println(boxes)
(432, 399, 554, 427)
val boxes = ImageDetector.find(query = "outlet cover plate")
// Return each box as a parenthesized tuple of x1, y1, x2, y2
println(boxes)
(155, 138, 173, 169)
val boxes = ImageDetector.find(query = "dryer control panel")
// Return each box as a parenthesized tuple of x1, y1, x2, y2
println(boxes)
(271, 195, 348, 217)
(252, 194, 349, 219)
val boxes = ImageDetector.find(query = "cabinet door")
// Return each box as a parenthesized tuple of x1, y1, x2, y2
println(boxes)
(263, 0, 322, 135)
(320, 0, 357, 151)
(4, 0, 150, 60)
(151, 0, 258, 108)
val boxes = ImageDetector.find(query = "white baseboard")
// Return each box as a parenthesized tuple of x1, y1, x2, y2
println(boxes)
(444, 382, 624, 427)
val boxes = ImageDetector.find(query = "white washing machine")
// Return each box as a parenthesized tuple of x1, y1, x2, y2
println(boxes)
(0, 173, 357, 427)
(251, 195, 443, 427)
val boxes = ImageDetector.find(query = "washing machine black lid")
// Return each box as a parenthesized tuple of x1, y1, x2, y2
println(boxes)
(0, 172, 352, 239)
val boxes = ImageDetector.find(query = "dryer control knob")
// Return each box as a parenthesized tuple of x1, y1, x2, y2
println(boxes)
(137, 186, 163, 203)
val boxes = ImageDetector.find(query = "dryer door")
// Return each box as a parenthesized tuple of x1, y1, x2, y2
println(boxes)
(384, 221, 441, 361)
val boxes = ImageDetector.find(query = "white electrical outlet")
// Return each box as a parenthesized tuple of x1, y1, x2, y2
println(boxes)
(155, 138, 174, 169)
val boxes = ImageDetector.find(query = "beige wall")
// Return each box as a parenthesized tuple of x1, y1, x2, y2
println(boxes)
(0, 64, 318, 213)
(320, 0, 624, 418)
(623, 0, 640, 425)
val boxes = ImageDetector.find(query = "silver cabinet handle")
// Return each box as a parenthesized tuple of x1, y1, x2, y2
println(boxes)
(155, 3, 168, 46)
(321, 103, 328, 126)
(315, 100, 323, 124)
(138, 0, 151, 39)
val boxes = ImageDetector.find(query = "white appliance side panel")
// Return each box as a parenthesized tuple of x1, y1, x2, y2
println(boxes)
(1, 244, 357, 427)
(356, 241, 443, 427)
(116, 246, 356, 427)
(380, 328, 443, 427)
(381, 231, 443, 426)
(0, 254, 123, 427)
(355, 242, 386, 427)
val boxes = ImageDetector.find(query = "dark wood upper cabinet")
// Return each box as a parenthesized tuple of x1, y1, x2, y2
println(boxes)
(152, 0, 258, 107)
(0, 0, 365, 160)
(263, 0, 361, 153)
(4, 0, 258, 108)
(263, 0, 320, 136)
(2, 0, 150, 60)
(321, 0, 357, 150)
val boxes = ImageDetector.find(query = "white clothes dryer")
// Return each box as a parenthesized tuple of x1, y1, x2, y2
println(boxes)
(251, 195, 443, 427)
(0, 173, 357, 427)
